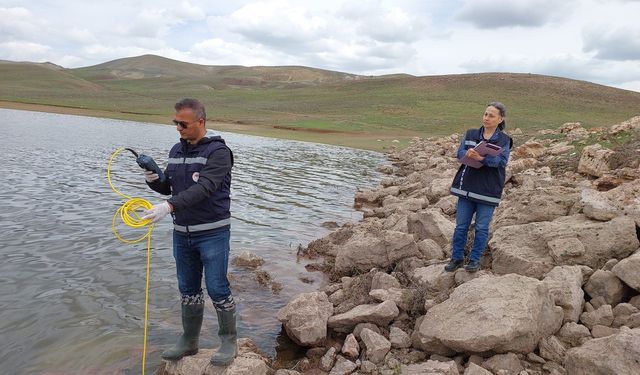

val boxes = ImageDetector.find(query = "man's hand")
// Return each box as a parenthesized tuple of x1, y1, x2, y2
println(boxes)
(144, 170, 159, 183)
(466, 148, 485, 161)
(142, 202, 172, 223)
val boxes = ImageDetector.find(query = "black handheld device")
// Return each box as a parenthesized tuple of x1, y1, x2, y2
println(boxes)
(125, 148, 166, 183)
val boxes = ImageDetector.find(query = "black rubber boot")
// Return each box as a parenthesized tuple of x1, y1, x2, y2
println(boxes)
(161, 304, 204, 361)
(210, 308, 238, 366)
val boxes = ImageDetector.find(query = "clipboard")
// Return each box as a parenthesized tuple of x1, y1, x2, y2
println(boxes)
(460, 141, 502, 168)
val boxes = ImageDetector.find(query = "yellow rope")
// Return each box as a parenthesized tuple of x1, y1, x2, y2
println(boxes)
(107, 147, 154, 375)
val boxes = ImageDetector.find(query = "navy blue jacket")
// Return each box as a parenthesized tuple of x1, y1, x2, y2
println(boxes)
(147, 133, 233, 234)
(450, 127, 511, 206)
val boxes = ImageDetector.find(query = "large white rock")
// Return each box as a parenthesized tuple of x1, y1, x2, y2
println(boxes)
(612, 251, 640, 291)
(543, 266, 585, 323)
(415, 274, 563, 354)
(334, 230, 420, 274)
(277, 292, 334, 346)
(490, 215, 639, 279)
(564, 328, 640, 375)
(328, 300, 399, 330)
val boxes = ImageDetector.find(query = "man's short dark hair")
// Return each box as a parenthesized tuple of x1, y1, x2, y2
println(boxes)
(175, 98, 206, 122)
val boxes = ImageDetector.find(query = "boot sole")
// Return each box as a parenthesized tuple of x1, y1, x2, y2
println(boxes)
(161, 349, 198, 361)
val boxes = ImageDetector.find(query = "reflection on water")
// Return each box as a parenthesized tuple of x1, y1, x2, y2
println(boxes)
(0, 109, 384, 374)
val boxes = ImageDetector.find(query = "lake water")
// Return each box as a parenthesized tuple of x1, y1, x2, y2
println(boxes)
(0, 109, 385, 374)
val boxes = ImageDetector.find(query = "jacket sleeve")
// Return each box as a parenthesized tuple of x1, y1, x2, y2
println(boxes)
(168, 146, 232, 211)
(146, 166, 171, 195)
(456, 132, 469, 160)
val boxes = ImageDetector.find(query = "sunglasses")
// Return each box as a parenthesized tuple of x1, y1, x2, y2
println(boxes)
(172, 119, 200, 129)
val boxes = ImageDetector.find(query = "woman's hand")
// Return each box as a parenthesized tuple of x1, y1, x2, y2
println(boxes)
(466, 148, 485, 161)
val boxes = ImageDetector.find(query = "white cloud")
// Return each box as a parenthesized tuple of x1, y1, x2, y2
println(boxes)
(0, 7, 43, 41)
(456, 0, 572, 29)
(174, 1, 206, 21)
(0, 41, 51, 61)
(583, 26, 640, 61)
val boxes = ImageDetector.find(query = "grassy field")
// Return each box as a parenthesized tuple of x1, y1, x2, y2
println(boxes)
(1, 55, 640, 151)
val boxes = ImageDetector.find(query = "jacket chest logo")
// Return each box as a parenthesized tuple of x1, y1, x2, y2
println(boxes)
(192, 172, 200, 182)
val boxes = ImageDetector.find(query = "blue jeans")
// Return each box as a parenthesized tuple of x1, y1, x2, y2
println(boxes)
(451, 197, 496, 262)
(173, 229, 234, 310)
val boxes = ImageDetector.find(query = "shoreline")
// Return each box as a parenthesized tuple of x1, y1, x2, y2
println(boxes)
(0, 101, 418, 152)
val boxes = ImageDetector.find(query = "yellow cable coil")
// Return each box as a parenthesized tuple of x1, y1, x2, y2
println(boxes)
(107, 147, 154, 375)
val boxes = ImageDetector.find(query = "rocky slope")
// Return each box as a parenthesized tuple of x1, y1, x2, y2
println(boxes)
(160, 116, 640, 375)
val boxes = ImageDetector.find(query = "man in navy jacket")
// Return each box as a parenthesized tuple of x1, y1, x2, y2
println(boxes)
(143, 98, 237, 366)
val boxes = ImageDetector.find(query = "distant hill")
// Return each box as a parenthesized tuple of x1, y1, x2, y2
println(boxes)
(1, 54, 639, 150)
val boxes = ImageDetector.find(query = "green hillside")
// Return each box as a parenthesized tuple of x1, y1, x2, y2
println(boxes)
(1, 55, 639, 151)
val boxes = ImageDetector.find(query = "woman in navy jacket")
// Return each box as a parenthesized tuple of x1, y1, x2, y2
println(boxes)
(445, 102, 511, 272)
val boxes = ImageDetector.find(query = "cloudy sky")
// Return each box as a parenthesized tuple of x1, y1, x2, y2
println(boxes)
(2, 0, 640, 91)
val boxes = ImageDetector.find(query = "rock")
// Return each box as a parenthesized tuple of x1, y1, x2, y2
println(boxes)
(513, 141, 546, 158)
(353, 323, 382, 339)
(160, 339, 271, 375)
(591, 325, 619, 338)
(275, 370, 301, 375)
(329, 289, 347, 306)
(490, 215, 639, 279)
(539, 336, 567, 363)
(584, 270, 626, 306)
(231, 251, 265, 268)
(418, 239, 446, 260)
(612, 251, 640, 292)
(435, 195, 458, 216)
(463, 363, 493, 375)
(454, 269, 490, 286)
(578, 144, 615, 177)
(407, 209, 456, 247)
(630, 296, 640, 310)
(415, 274, 563, 354)
(369, 288, 420, 312)
(401, 360, 460, 375)
(319, 347, 338, 372)
(527, 352, 546, 364)
(360, 360, 377, 373)
(390, 326, 412, 349)
(370, 272, 402, 290)
(412, 264, 456, 296)
(557, 322, 591, 347)
(328, 301, 400, 331)
(564, 328, 640, 375)
(341, 333, 360, 359)
(277, 292, 334, 346)
(360, 328, 391, 364)
(492, 187, 579, 228)
(609, 115, 640, 135)
(582, 179, 640, 225)
(543, 266, 585, 323)
(329, 355, 358, 375)
(334, 230, 420, 274)
(481, 352, 524, 375)
(580, 304, 614, 330)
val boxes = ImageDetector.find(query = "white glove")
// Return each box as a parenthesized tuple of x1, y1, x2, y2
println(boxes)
(142, 202, 172, 223)
(144, 170, 159, 183)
